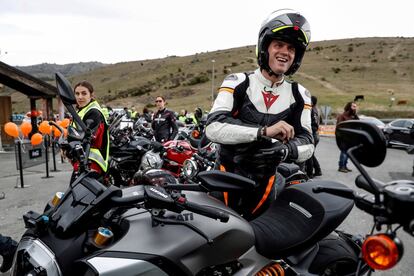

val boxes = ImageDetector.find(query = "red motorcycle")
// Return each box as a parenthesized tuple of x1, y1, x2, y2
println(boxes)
(162, 140, 195, 177)
(162, 129, 215, 177)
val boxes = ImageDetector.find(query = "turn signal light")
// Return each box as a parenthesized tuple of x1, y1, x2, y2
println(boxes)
(362, 234, 403, 270)
(255, 262, 285, 276)
(192, 130, 200, 138)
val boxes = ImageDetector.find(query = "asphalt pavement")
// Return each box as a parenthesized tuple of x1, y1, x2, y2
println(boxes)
(0, 137, 413, 275)
(0, 151, 72, 241)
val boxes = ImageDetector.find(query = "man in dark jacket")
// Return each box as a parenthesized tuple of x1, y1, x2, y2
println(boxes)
(151, 96, 178, 142)
(337, 101, 359, 172)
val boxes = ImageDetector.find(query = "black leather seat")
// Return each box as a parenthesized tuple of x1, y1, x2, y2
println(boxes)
(250, 180, 354, 258)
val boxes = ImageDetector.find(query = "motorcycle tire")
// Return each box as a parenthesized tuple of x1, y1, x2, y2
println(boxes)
(106, 168, 123, 187)
(309, 233, 360, 276)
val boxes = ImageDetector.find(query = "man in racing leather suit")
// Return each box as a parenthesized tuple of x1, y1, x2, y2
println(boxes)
(152, 96, 178, 142)
(206, 9, 314, 219)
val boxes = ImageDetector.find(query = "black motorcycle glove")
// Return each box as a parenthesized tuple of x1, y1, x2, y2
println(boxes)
(252, 143, 289, 165)
(285, 141, 298, 162)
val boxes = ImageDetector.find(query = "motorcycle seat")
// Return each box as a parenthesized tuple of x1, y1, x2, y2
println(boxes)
(277, 162, 300, 177)
(250, 180, 354, 258)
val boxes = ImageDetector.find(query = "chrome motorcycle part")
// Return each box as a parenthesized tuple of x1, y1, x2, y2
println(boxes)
(140, 150, 163, 171)
(182, 159, 199, 179)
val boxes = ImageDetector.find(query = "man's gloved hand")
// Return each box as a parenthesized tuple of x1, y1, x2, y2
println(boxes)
(255, 142, 289, 162)
(234, 142, 290, 171)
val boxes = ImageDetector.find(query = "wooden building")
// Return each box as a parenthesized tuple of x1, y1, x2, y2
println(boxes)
(0, 61, 61, 146)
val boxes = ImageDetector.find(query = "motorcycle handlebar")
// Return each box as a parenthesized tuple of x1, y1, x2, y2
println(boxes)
(109, 186, 228, 222)
(193, 153, 214, 167)
(184, 201, 229, 222)
(111, 194, 145, 206)
(355, 174, 384, 194)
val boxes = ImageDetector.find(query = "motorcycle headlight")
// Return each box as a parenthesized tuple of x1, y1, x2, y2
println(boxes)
(182, 159, 198, 179)
(140, 150, 163, 170)
(11, 237, 62, 276)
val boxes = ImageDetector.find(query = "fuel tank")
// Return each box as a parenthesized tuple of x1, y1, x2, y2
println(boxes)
(103, 191, 255, 275)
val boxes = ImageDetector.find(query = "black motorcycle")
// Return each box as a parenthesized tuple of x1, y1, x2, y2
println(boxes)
(8, 74, 414, 276)
(106, 118, 162, 187)
(106, 135, 155, 186)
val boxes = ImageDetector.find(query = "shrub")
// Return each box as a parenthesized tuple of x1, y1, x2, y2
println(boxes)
(187, 74, 209, 85)
(331, 67, 341, 74)
(223, 68, 232, 74)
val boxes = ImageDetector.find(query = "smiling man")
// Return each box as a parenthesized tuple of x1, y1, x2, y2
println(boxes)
(206, 9, 314, 218)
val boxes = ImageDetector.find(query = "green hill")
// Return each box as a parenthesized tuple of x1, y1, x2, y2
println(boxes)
(16, 61, 107, 81)
(10, 37, 414, 119)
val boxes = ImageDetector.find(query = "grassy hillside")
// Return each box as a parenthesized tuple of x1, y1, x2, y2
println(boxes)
(9, 37, 414, 119)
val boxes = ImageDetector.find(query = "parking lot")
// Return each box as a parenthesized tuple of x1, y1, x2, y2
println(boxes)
(0, 136, 413, 275)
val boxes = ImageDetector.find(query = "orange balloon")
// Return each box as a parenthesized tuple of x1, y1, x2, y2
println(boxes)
(31, 133, 43, 146)
(56, 120, 63, 127)
(20, 122, 32, 137)
(4, 122, 19, 138)
(39, 121, 51, 135)
(61, 118, 70, 128)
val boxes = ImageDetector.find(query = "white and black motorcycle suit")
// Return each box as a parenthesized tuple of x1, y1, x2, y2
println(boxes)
(206, 68, 315, 219)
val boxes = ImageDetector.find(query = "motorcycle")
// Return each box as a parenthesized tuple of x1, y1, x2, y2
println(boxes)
(105, 115, 160, 187)
(9, 74, 414, 276)
(106, 136, 160, 186)
(161, 139, 195, 177)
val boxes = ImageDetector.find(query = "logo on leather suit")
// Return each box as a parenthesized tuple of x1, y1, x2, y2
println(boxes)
(261, 89, 279, 110)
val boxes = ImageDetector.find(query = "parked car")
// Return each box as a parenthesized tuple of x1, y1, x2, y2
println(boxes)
(359, 115, 385, 130)
(382, 118, 414, 148)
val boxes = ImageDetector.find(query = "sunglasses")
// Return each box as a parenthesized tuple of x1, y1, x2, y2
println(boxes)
(155, 100, 163, 103)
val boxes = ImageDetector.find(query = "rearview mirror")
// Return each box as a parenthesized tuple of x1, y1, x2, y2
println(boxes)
(335, 120, 386, 167)
(56, 72, 76, 105)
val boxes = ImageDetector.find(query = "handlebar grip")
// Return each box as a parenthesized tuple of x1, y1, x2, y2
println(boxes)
(111, 194, 145, 206)
(184, 201, 229, 222)
(355, 174, 383, 194)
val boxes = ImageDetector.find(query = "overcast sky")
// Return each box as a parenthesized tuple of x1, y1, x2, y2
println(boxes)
(1, 0, 413, 66)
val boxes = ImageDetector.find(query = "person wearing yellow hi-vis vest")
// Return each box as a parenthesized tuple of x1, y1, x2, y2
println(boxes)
(71, 81, 109, 180)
